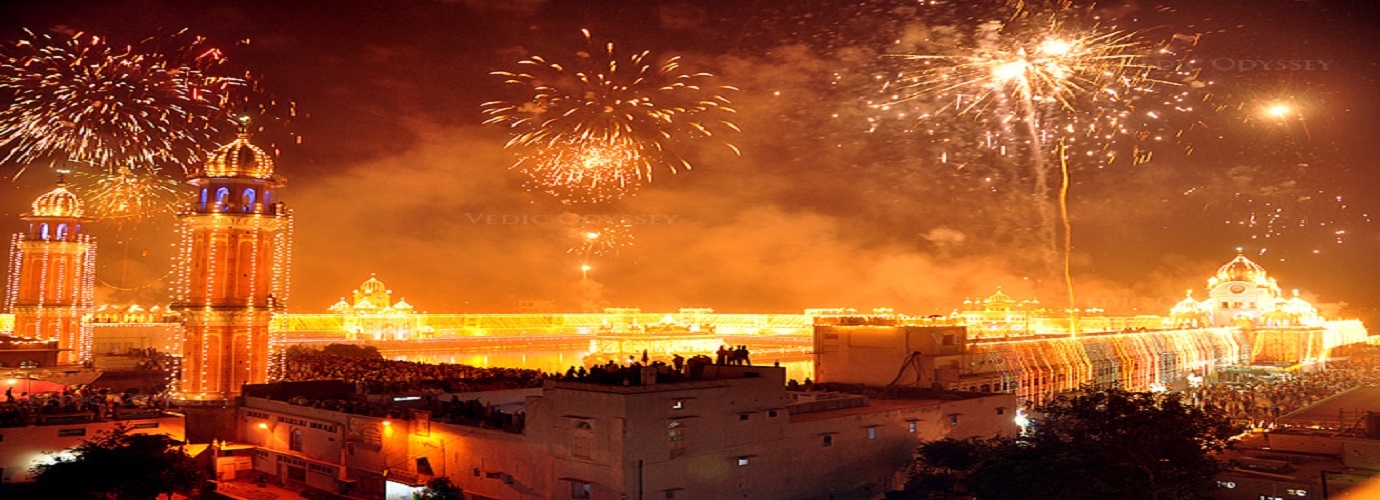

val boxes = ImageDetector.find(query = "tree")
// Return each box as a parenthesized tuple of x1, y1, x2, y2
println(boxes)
(416, 477, 466, 500)
(30, 423, 205, 499)
(891, 389, 1241, 500)
(1019, 389, 1240, 499)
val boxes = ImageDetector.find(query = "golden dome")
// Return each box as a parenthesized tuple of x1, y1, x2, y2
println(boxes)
(360, 275, 387, 295)
(985, 288, 1015, 305)
(201, 132, 275, 179)
(31, 183, 85, 218)
(1215, 254, 1267, 283)
(1171, 291, 1205, 315)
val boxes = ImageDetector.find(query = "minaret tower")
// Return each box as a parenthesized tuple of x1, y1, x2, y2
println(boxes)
(172, 120, 291, 401)
(5, 178, 96, 364)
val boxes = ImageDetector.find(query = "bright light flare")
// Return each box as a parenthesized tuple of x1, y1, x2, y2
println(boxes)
(1264, 103, 1292, 118)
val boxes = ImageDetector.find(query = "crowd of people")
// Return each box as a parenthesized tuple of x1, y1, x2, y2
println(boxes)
(433, 396, 525, 432)
(280, 351, 549, 394)
(1189, 348, 1380, 428)
(0, 385, 168, 427)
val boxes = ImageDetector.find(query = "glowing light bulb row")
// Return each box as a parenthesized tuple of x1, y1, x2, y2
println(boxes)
(5, 235, 21, 315)
(78, 239, 96, 363)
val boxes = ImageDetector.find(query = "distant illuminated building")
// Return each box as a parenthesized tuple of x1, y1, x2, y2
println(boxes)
(89, 304, 184, 358)
(5, 179, 96, 364)
(955, 288, 1040, 337)
(955, 288, 1161, 338)
(171, 126, 292, 401)
(1205, 252, 1285, 327)
(327, 275, 426, 340)
(817, 252, 1370, 405)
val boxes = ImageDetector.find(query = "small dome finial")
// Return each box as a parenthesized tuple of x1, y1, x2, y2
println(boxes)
(236, 115, 253, 137)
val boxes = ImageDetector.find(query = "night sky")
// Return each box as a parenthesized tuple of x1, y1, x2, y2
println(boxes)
(1, 0, 1377, 324)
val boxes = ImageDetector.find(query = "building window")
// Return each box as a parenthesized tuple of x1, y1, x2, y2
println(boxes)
(949, 414, 960, 426)
(286, 465, 306, 483)
(572, 420, 593, 459)
(672, 400, 684, 410)
(58, 428, 86, 437)
(908, 421, 918, 433)
(668, 421, 686, 458)
(569, 482, 592, 499)
(739, 414, 749, 421)
(768, 410, 778, 418)
(289, 429, 304, 452)
(822, 435, 832, 447)
(737, 457, 750, 466)
(996, 407, 1005, 415)
(19, 360, 38, 369)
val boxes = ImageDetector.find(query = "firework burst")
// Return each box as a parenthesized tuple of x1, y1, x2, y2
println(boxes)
(877, 3, 1208, 296)
(0, 28, 291, 176)
(69, 166, 188, 221)
(566, 215, 635, 258)
(878, 3, 1208, 170)
(483, 29, 738, 201)
(522, 137, 646, 203)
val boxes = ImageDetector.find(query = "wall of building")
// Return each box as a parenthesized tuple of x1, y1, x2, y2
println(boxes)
(815, 325, 967, 387)
(235, 368, 1017, 500)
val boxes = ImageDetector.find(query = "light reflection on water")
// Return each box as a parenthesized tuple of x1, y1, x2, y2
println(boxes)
(391, 349, 816, 383)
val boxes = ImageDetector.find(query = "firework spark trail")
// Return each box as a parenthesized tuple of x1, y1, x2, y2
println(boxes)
(879, 3, 1205, 297)
(483, 29, 738, 202)
(0, 29, 296, 179)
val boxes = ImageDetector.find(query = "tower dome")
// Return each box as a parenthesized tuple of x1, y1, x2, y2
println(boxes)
(31, 182, 85, 218)
(360, 275, 386, 295)
(1215, 253, 1267, 283)
(200, 130, 276, 179)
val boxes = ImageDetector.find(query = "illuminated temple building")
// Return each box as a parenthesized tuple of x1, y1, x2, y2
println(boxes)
(4, 179, 96, 365)
(954, 288, 1163, 338)
(170, 126, 292, 402)
(275, 276, 811, 342)
(325, 275, 427, 341)
(817, 254, 1369, 404)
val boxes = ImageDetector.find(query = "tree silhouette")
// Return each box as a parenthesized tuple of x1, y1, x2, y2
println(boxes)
(891, 388, 1241, 500)
(29, 423, 204, 499)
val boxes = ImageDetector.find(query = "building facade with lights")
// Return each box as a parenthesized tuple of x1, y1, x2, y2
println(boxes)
(818, 254, 1370, 405)
(230, 367, 1016, 500)
(171, 128, 292, 401)
(4, 180, 96, 365)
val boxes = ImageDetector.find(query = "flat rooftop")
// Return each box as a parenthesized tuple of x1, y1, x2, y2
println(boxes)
(1278, 386, 1380, 426)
